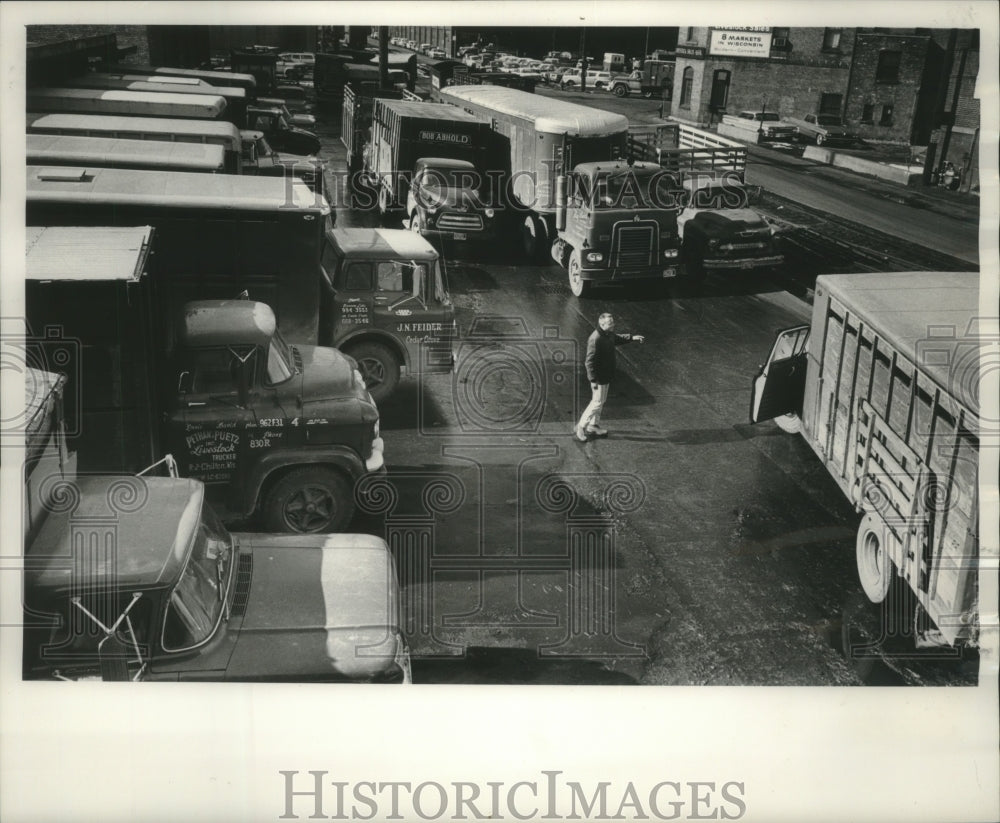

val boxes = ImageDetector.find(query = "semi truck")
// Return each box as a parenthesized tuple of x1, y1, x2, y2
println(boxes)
(26, 88, 229, 121)
(98, 62, 259, 95)
(26, 225, 384, 534)
(361, 97, 504, 248)
(437, 85, 681, 294)
(21, 366, 409, 682)
(27, 113, 321, 188)
(26, 167, 454, 403)
(751, 271, 984, 650)
(26, 133, 228, 173)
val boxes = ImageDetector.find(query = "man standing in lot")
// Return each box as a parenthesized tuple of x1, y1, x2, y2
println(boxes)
(575, 312, 644, 441)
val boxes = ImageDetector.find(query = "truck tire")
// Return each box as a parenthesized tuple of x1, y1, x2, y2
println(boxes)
(521, 213, 548, 262)
(815, 133, 825, 146)
(263, 467, 353, 534)
(613, 84, 628, 98)
(409, 210, 423, 234)
(774, 413, 802, 434)
(568, 250, 590, 297)
(856, 513, 893, 604)
(345, 341, 400, 403)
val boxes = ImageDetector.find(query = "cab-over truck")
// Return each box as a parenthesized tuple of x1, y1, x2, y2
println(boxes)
(21, 369, 409, 682)
(437, 85, 681, 295)
(751, 271, 984, 650)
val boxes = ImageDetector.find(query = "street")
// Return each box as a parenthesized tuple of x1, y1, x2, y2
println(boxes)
(315, 88, 980, 686)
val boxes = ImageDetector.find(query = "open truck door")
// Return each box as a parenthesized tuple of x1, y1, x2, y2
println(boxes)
(750, 325, 809, 433)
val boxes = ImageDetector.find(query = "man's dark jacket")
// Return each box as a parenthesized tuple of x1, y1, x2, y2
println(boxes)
(585, 328, 635, 385)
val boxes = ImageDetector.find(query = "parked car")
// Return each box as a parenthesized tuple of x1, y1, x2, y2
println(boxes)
(787, 113, 855, 145)
(542, 66, 566, 84)
(419, 43, 432, 54)
(279, 51, 315, 66)
(560, 68, 612, 90)
(513, 66, 544, 82)
(428, 47, 447, 59)
(733, 111, 798, 141)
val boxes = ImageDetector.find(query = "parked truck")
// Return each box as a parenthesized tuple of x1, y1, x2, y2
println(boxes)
(20, 370, 409, 682)
(609, 57, 674, 99)
(341, 84, 405, 172)
(438, 85, 681, 294)
(26, 167, 453, 403)
(26, 225, 384, 534)
(628, 123, 782, 277)
(751, 271, 983, 651)
(362, 97, 504, 249)
(26, 87, 229, 121)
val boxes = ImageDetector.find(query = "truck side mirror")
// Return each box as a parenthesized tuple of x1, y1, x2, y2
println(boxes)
(177, 370, 192, 395)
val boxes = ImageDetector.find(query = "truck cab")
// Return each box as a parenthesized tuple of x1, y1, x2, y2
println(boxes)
(405, 157, 500, 248)
(676, 176, 784, 278)
(553, 159, 681, 296)
(166, 299, 383, 533)
(255, 97, 317, 129)
(23, 475, 410, 683)
(246, 106, 321, 155)
(320, 228, 457, 402)
(240, 129, 322, 190)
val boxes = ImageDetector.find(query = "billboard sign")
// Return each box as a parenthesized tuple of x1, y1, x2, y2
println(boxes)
(710, 28, 773, 58)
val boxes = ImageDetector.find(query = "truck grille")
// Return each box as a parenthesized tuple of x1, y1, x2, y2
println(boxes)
(612, 222, 657, 268)
(230, 553, 253, 617)
(437, 212, 484, 232)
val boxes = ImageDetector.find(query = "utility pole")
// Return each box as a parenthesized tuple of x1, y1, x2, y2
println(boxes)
(579, 27, 588, 93)
(378, 26, 389, 90)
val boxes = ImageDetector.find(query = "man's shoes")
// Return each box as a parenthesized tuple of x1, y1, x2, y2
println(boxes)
(574, 425, 589, 442)
(586, 425, 609, 437)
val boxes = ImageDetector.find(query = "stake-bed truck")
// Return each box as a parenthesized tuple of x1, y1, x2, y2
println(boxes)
(751, 271, 983, 649)
(26, 226, 384, 534)
(437, 85, 681, 294)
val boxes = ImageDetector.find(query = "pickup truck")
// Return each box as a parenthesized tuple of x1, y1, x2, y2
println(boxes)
(23, 474, 411, 683)
(786, 113, 855, 145)
(559, 68, 613, 90)
(677, 176, 784, 278)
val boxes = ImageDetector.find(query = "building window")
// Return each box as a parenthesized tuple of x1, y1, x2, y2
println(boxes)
(771, 27, 790, 49)
(686, 27, 696, 43)
(876, 50, 902, 83)
(822, 28, 842, 51)
(879, 104, 894, 126)
(861, 103, 874, 124)
(709, 69, 730, 111)
(679, 66, 694, 108)
(819, 93, 843, 116)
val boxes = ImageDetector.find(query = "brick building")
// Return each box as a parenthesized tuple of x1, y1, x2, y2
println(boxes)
(670, 26, 856, 127)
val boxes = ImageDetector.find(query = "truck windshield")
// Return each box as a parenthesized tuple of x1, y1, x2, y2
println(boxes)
(266, 330, 295, 384)
(591, 169, 661, 208)
(161, 505, 232, 652)
(691, 185, 749, 210)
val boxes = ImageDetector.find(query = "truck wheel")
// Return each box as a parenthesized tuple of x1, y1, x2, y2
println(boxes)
(346, 341, 400, 403)
(409, 211, 423, 234)
(815, 133, 825, 146)
(263, 467, 353, 534)
(568, 251, 590, 297)
(856, 513, 893, 604)
(521, 214, 548, 262)
(613, 85, 628, 97)
(774, 413, 802, 434)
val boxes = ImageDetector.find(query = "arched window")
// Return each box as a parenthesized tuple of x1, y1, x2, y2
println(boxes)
(680, 66, 694, 108)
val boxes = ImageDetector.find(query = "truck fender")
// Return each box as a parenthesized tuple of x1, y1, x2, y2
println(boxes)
(336, 330, 410, 371)
(234, 446, 366, 516)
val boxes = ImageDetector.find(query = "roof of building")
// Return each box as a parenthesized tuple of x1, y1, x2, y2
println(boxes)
(442, 85, 629, 136)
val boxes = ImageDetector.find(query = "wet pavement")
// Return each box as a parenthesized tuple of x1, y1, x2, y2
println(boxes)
(290, 82, 979, 686)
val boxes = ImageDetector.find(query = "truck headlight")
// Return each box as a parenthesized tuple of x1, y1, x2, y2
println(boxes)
(586, 251, 603, 263)
(707, 239, 720, 250)
(663, 248, 679, 259)
(484, 208, 495, 218)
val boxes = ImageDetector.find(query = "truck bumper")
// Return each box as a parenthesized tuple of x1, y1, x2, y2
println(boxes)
(366, 437, 386, 473)
(584, 265, 680, 282)
(420, 223, 499, 245)
(703, 254, 784, 270)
